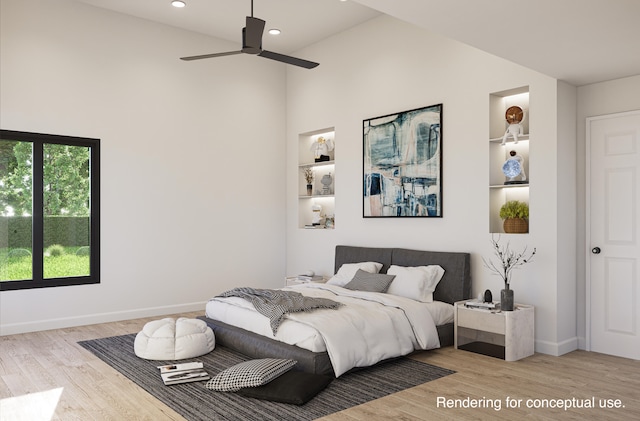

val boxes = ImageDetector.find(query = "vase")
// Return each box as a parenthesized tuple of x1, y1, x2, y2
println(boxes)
(306, 184, 313, 196)
(501, 288, 514, 311)
(503, 218, 528, 233)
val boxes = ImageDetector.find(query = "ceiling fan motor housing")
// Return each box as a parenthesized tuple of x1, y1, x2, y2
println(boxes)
(241, 26, 261, 55)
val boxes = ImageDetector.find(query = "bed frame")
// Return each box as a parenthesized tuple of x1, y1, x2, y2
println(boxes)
(198, 245, 471, 375)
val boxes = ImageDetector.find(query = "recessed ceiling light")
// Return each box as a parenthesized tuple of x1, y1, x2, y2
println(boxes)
(268, 28, 281, 35)
(171, 1, 186, 8)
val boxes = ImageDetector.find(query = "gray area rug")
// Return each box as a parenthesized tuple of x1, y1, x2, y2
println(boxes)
(78, 334, 454, 421)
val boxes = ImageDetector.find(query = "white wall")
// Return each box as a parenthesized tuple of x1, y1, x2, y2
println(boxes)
(0, 0, 288, 334)
(285, 16, 576, 355)
(556, 81, 578, 354)
(575, 74, 640, 348)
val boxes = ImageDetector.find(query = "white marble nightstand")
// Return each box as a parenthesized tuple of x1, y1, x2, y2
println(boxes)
(454, 300, 535, 361)
(284, 276, 328, 287)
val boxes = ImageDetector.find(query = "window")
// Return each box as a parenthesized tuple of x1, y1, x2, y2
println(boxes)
(1, 130, 100, 290)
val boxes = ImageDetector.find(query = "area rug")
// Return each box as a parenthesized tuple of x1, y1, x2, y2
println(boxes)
(79, 334, 454, 421)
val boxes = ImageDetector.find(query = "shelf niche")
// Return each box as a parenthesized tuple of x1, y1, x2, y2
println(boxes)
(298, 128, 335, 229)
(489, 87, 530, 234)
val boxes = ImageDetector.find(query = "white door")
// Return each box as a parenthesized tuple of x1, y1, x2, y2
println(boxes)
(587, 110, 640, 360)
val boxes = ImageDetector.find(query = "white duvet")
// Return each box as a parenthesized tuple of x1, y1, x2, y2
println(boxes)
(206, 283, 449, 376)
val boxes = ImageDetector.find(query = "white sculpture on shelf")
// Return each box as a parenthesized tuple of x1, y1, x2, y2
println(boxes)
(502, 123, 524, 145)
(501, 106, 525, 145)
(311, 203, 322, 226)
(310, 136, 334, 161)
(321, 172, 333, 195)
(502, 150, 527, 184)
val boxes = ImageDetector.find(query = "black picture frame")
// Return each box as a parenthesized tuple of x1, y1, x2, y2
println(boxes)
(363, 103, 443, 218)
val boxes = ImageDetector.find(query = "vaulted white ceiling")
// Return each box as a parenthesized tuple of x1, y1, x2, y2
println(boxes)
(75, 0, 640, 86)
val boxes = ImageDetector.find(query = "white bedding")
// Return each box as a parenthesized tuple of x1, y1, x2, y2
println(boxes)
(205, 283, 453, 376)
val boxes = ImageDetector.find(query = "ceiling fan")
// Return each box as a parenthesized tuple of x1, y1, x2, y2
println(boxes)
(180, 0, 319, 69)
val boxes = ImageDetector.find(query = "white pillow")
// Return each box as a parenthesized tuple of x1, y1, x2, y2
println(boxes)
(386, 265, 445, 302)
(326, 262, 383, 287)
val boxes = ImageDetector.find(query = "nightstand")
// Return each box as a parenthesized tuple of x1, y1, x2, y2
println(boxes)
(454, 300, 534, 361)
(285, 276, 328, 287)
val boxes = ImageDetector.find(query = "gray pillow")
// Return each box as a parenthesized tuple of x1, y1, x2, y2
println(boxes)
(343, 269, 395, 293)
(237, 370, 333, 405)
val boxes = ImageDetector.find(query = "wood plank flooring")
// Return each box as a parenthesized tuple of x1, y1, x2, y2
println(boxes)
(1, 311, 639, 420)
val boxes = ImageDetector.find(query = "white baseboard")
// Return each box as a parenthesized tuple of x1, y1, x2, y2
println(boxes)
(0, 302, 207, 336)
(577, 335, 588, 350)
(535, 336, 579, 356)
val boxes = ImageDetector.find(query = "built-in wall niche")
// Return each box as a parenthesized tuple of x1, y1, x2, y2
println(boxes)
(298, 128, 335, 229)
(489, 87, 530, 234)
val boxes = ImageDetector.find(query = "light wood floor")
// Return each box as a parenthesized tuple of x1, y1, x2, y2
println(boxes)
(1, 311, 639, 420)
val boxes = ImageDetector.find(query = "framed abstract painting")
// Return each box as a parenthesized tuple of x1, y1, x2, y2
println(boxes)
(363, 103, 442, 217)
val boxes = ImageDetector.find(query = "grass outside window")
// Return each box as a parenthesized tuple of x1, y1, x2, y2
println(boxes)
(1, 247, 90, 281)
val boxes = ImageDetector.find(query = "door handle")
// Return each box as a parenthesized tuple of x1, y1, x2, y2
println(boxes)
(592, 247, 601, 254)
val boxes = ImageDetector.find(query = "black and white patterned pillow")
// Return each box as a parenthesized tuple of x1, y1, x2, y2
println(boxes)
(343, 269, 396, 293)
(205, 359, 297, 392)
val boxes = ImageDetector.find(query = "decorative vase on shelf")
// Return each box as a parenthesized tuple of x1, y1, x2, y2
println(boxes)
(503, 218, 528, 233)
(306, 184, 313, 196)
(501, 287, 514, 311)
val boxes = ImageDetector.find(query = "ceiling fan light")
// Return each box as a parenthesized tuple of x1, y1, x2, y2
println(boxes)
(268, 28, 281, 35)
(171, 1, 186, 8)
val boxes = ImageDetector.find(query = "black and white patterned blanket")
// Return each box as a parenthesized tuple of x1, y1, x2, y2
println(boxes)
(217, 287, 342, 335)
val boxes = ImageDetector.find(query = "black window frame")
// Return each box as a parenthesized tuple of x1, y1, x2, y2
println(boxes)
(1, 129, 100, 291)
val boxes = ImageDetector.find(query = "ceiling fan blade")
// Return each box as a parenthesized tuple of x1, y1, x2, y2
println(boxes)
(180, 51, 243, 61)
(244, 16, 265, 53)
(259, 50, 319, 69)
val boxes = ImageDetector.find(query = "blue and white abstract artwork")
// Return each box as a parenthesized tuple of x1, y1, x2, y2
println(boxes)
(363, 104, 442, 217)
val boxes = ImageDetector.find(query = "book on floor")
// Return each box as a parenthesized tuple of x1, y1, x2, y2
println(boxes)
(157, 362, 210, 385)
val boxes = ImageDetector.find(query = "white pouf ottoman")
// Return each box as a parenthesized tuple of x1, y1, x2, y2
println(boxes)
(134, 317, 215, 360)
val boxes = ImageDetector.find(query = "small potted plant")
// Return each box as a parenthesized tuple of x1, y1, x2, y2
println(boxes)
(500, 200, 529, 233)
(304, 168, 314, 196)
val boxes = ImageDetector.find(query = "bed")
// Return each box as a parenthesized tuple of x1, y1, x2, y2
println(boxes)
(198, 245, 471, 376)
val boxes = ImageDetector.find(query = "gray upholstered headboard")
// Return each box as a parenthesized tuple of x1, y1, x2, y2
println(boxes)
(334, 245, 471, 305)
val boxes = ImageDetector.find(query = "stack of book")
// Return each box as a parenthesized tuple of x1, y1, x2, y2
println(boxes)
(296, 274, 325, 282)
(304, 225, 324, 229)
(157, 362, 210, 385)
(464, 301, 498, 310)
